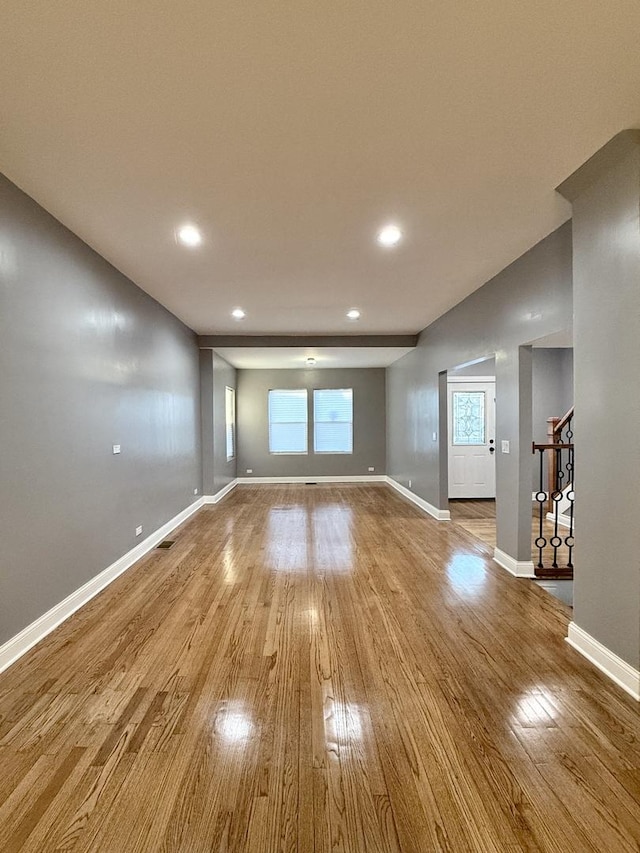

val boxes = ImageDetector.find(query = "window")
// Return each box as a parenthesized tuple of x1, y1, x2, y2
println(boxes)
(225, 386, 236, 460)
(452, 390, 485, 445)
(314, 389, 353, 453)
(268, 389, 308, 453)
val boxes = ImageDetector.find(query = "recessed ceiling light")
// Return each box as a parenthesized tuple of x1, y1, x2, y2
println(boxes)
(177, 224, 202, 247)
(231, 307, 246, 320)
(306, 357, 316, 367)
(346, 308, 361, 320)
(377, 224, 403, 248)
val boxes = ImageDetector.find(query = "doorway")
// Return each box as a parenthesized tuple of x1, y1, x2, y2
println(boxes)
(447, 374, 496, 499)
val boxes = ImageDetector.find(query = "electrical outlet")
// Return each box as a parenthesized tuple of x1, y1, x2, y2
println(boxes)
(501, 440, 510, 454)
(135, 525, 143, 536)
(193, 488, 198, 495)
(112, 444, 121, 454)
(368, 466, 375, 472)
(408, 479, 412, 489)
(432, 432, 438, 441)
(246, 468, 253, 474)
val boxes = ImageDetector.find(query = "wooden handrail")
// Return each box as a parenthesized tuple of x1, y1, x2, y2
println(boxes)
(554, 405, 574, 437)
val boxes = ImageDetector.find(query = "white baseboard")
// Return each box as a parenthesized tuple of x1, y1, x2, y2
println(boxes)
(567, 622, 640, 701)
(385, 477, 451, 521)
(493, 547, 535, 578)
(235, 474, 387, 484)
(0, 497, 205, 676)
(202, 478, 238, 503)
(545, 511, 572, 528)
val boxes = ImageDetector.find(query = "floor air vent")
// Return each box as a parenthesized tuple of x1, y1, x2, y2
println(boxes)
(157, 540, 175, 550)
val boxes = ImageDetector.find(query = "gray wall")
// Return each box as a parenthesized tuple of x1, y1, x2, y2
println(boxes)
(0, 175, 202, 644)
(532, 348, 574, 445)
(386, 223, 573, 560)
(449, 357, 496, 377)
(559, 133, 640, 669)
(531, 348, 573, 489)
(200, 350, 237, 495)
(237, 368, 386, 477)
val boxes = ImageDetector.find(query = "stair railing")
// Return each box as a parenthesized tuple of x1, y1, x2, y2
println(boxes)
(545, 406, 574, 512)
(533, 406, 575, 576)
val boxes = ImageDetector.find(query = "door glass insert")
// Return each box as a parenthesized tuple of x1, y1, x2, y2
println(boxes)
(452, 391, 486, 445)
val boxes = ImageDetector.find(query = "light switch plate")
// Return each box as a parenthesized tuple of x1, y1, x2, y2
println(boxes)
(112, 444, 121, 454)
(501, 440, 510, 453)
(246, 468, 253, 474)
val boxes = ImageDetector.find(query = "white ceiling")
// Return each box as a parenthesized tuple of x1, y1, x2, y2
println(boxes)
(212, 346, 415, 370)
(1, 2, 640, 336)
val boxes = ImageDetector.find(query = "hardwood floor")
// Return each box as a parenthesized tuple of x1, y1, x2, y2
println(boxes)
(450, 499, 574, 572)
(449, 499, 499, 549)
(1, 484, 639, 852)
(449, 498, 498, 521)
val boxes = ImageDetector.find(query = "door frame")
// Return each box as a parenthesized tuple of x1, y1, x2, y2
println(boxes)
(446, 375, 496, 499)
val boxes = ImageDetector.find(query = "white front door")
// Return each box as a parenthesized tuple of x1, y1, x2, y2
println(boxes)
(448, 379, 496, 498)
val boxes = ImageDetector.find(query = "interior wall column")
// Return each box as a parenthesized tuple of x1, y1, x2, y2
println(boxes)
(494, 344, 534, 572)
(556, 130, 640, 695)
(437, 371, 449, 509)
(199, 350, 215, 496)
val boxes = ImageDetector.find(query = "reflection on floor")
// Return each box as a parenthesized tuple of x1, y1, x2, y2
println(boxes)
(449, 499, 574, 606)
(448, 498, 497, 548)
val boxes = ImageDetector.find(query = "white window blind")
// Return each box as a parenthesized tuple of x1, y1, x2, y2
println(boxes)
(268, 389, 308, 454)
(225, 386, 236, 460)
(313, 389, 353, 454)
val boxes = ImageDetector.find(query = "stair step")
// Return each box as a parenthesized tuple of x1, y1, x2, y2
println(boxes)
(534, 567, 573, 580)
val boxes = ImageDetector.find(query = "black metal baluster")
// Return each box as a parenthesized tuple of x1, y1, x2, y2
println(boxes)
(566, 442, 575, 569)
(534, 447, 547, 568)
(549, 442, 562, 569)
